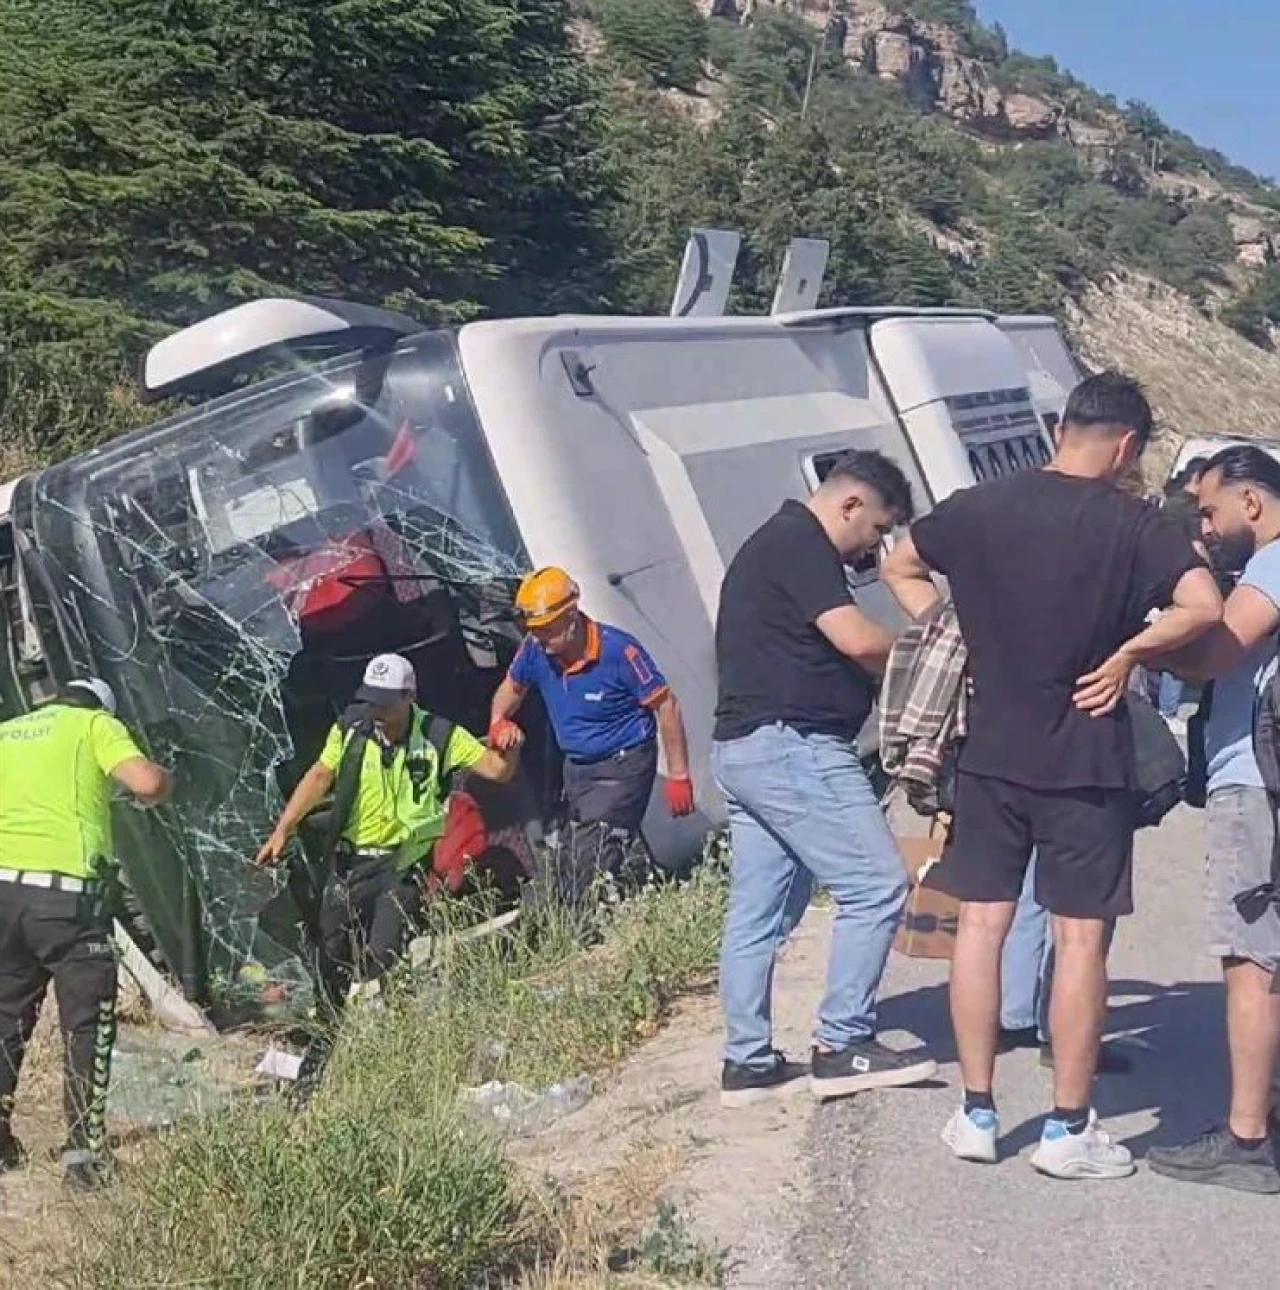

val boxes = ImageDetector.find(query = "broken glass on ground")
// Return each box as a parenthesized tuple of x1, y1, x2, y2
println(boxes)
(107, 1026, 262, 1130)
(9, 332, 561, 1020)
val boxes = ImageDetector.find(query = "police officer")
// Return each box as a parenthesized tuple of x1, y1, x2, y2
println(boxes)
(489, 568, 694, 905)
(0, 679, 172, 1191)
(257, 654, 521, 1005)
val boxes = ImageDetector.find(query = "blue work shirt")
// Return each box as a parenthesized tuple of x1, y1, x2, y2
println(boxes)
(509, 619, 669, 764)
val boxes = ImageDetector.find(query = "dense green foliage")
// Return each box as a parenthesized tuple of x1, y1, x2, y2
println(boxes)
(3, 0, 1279, 477)
(0, 0, 611, 465)
(600, 0, 708, 91)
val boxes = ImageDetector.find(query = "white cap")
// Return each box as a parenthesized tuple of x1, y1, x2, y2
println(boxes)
(355, 653, 416, 706)
(67, 678, 118, 715)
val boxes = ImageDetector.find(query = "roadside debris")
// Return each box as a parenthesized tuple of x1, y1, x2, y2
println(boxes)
(465, 1074, 593, 1137)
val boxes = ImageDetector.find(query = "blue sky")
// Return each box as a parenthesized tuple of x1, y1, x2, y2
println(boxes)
(975, 1, 1280, 179)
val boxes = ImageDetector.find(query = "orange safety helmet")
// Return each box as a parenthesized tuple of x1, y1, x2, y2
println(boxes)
(515, 567, 580, 628)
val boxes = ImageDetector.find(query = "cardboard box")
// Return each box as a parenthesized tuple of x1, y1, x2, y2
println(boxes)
(892, 832, 960, 960)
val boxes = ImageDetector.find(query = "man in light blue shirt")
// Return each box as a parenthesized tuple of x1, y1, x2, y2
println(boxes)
(1147, 444, 1280, 1194)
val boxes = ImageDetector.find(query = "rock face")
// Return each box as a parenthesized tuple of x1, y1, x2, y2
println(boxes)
(1229, 214, 1279, 268)
(725, 1, 1122, 149)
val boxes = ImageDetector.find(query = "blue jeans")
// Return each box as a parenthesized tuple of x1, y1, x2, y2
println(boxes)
(1157, 671, 1184, 720)
(1000, 854, 1053, 1040)
(713, 724, 909, 1068)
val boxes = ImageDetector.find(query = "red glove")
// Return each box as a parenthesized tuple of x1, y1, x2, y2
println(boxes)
(488, 718, 523, 751)
(665, 776, 695, 817)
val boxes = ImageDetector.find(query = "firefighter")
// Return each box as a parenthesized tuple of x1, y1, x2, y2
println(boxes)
(489, 567, 694, 906)
(0, 679, 173, 1191)
(256, 653, 521, 1007)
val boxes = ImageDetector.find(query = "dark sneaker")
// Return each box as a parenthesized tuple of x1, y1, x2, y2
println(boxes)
(1149, 1127, 1280, 1194)
(810, 1039, 937, 1102)
(998, 1026, 1039, 1053)
(720, 1052, 809, 1109)
(0, 1132, 26, 1174)
(1039, 1041, 1134, 1075)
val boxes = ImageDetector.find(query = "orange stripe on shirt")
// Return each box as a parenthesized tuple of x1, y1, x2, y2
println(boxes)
(639, 685, 671, 710)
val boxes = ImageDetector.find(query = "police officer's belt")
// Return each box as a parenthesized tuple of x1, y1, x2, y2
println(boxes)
(0, 868, 98, 894)
(339, 845, 398, 862)
(332, 842, 405, 880)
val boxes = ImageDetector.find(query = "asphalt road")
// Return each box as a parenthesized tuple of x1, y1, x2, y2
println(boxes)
(785, 802, 1280, 1289)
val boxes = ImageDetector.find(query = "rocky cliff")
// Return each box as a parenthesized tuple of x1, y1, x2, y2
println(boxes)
(679, 0, 1280, 457)
(698, 0, 1280, 272)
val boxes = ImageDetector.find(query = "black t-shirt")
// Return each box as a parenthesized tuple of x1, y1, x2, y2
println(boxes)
(714, 501, 876, 742)
(912, 470, 1203, 790)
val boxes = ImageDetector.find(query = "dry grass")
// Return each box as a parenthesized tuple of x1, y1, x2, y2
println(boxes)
(521, 1139, 725, 1290)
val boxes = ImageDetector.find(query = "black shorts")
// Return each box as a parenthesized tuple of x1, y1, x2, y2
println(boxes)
(935, 772, 1136, 919)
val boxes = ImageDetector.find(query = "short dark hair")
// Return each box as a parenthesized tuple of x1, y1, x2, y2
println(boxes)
(1202, 444, 1280, 497)
(1165, 455, 1212, 494)
(1160, 488, 1202, 540)
(823, 449, 915, 523)
(1062, 371, 1154, 447)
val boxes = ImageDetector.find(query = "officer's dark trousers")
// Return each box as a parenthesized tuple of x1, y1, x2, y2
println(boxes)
(0, 883, 116, 1158)
(548, 741, 657, 908)
(295, 854, 422, 1097)
(317, 853, 423, 1003)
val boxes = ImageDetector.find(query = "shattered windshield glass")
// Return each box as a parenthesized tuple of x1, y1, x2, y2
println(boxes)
(14, 332, 532, 1015)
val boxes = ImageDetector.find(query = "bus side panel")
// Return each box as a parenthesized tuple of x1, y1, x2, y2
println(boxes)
(459, 321, 927, 866)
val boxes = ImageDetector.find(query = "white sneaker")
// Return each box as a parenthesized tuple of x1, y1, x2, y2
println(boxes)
(1030, 1110, 1135, 1179)
(942, 1105, 999, 1163)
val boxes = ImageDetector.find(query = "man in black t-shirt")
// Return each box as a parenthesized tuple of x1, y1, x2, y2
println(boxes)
(714, 450, 937, 1109)
(883, 372, 1222, 1180)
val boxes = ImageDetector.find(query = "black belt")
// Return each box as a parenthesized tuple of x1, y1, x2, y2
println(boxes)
(333, 844, 399, 877)
(567, 739, 656, 768)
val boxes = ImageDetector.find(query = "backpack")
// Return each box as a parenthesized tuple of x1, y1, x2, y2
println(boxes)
(1127, 691, 1187, 829)
(320, 702, 456, 866)
(1253, 656, 1280, 799)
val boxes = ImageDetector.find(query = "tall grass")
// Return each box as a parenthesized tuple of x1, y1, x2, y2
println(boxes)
(73, 858, 729, 1288)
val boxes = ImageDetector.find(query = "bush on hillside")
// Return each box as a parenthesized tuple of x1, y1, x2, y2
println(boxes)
(1224, 265, 1280, 348)
(600, 0, 708, 92)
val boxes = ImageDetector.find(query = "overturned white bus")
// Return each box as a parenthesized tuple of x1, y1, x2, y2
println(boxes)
(0, 253, 1082, 1015)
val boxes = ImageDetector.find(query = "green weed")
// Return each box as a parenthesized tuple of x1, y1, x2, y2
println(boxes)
(72, 852, 729, 1288)
(634, 1200, 726, 1287)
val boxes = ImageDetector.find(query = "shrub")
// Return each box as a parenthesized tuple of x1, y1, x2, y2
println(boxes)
(600, 0, 708, 92)
(72, 857, 731, 1286)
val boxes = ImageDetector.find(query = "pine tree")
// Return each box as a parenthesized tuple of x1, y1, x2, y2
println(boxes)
(599, 0, 708, 93)
(0, 0, 607, 339)
(0, 0, 610, 463)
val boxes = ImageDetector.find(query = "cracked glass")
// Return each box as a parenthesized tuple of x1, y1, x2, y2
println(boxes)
(12, 333, 542, 1017)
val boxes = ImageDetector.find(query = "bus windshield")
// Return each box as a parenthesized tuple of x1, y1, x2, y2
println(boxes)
(16, 331, 531, 1012)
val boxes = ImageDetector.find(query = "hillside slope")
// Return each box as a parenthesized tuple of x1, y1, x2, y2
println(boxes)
(1070, 277, 1280, 476)
(6, 0, 1280, 477)
(597, 0, 1280, 467)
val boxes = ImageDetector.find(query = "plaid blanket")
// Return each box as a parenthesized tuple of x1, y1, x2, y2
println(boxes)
(878, 598, 968, 816)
